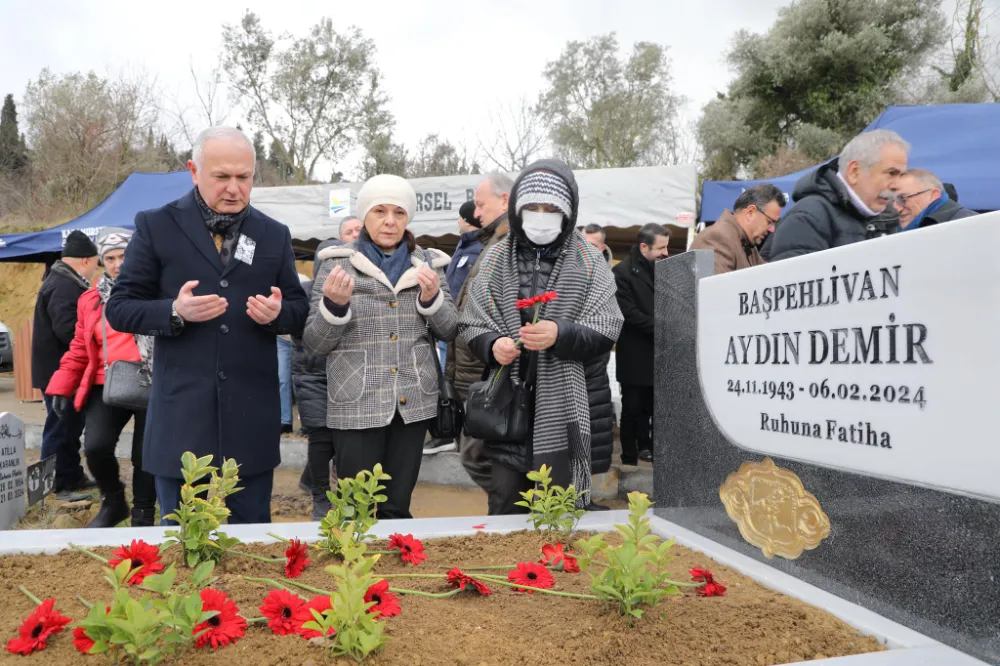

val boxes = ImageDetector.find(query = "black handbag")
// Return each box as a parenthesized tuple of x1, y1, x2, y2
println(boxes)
(427, 331, 464, 440)
(101, 311, 151, 411)
(463, 354, 535, 443)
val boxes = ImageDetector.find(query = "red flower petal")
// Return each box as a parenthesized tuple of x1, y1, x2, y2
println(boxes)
(259, 589, 309, 636)
(107, 539, 165, 585)
(507, 562, 555, 592)
(539, 291, 558, 304)
(72, 626, 95, 654)
(697, 581, 727, 597)
(689, 567, 714, 583)
(388, 533, 427, 566)
(194, 589, 247, 649)
(4, 599, 72, 656)
(471, 524, 486, 530)
(298, 596, 336, 640)
(562, 555, 581, 574)
(540, 543, 565, 566)
(445, 567, 492, 596)
(516, 298, 534, 310)
(284, 539, 311, 579)
(364, 580, 402, 619)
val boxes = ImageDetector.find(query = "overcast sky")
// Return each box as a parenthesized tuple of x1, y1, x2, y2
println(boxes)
(0, 0, 980, 177)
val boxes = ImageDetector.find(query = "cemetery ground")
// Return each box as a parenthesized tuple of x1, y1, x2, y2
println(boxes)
(0, 526, 884, 665)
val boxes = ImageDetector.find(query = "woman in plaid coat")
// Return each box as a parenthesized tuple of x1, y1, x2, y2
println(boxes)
(303, 174, 458, 519)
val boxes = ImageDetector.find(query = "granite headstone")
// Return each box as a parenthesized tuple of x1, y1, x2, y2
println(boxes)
(654, 225, 1000, 665)
(0, 413, 27, 529)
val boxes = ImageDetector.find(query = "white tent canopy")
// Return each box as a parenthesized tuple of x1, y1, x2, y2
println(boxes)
(250, 165, 698, 243)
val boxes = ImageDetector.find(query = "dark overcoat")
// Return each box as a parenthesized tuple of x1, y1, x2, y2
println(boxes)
(105, 190, 309, 478)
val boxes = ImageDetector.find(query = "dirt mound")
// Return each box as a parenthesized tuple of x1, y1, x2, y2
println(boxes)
(0, 262, 45, 332)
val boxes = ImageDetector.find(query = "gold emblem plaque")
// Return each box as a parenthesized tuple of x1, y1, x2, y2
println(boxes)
(719, 457, 831, 560)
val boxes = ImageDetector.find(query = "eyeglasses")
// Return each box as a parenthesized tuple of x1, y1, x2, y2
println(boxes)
(755, 208, 779, 226)
(896, 189, 931, 204)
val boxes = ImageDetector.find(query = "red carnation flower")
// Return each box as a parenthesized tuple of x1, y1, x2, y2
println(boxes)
(284, 539, 311, 579)
(259, 589, 309, 636)
(298, 596, 336, 640)
(72, 626, 94, 655)
(537, 291, 558, 304)
(364, 580, 401, 619)
(107, 539, 165, 585)
(5, 599, 72, 655)
(516, 297, 536, 310)
(193, 588, 247, 649)
(507, 562, 555, 592)
(690, 567, 727, 597)
(445, 567, 492, 596)
(388, 533, 427, 566)
(540, 543, 580, 573)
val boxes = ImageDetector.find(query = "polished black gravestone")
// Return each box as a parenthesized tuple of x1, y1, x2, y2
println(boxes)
(653, 250, 1000, 665)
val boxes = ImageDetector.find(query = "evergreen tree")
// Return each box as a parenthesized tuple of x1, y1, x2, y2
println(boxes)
(0, 94, 27, 174)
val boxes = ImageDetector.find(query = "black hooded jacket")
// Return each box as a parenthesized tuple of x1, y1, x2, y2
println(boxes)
(769, 157, 897, 262)
(467, 159, 616, 474)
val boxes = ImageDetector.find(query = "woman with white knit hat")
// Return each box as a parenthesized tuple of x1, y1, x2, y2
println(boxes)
(303, 174, 458, 519)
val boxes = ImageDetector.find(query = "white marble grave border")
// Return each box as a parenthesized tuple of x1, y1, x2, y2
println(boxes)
(0, 511, 986, 666)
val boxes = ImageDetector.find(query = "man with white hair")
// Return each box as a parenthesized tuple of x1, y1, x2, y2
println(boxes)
(893, 168, 977, 231)
(106, 126, 309, 524)
(769, 129, 909, 262)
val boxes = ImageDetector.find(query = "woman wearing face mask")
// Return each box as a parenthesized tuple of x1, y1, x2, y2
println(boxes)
(303, 174, 458, 520)
(459, 160, 624, 514)
(46, 228, 158, 528)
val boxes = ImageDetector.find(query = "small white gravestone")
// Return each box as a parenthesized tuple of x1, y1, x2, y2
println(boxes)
(0, 413, 27, 528)
(696, 212, 1000, 502)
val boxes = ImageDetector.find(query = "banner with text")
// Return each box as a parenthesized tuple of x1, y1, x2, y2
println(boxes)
(696, 212, 1000, 502)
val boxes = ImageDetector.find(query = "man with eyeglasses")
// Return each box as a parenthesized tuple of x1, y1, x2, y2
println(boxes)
(894, 169, 977, 231)
(692, 184, 786, 274)
(770, 129, 909, 262)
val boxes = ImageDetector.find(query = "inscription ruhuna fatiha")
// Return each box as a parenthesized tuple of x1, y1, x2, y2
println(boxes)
(720, 264, 930, 450)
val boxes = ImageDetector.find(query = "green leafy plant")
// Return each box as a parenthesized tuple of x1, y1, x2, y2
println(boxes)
(76, 559, 218, 663)
(301, 525, 388, 661)
(317, 464, 391, 556)
(515, 464, 588, 533)
(575, 492, 680, 625)
(162, 452, 242, 568)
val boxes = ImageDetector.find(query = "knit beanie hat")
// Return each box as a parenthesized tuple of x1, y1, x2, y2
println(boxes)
(515, 170, 574, 219)
(357, 174, 417, 224)
(62, 230, 98, 259)
(459, 200, 480, 228)
(95, 227, 133, 264)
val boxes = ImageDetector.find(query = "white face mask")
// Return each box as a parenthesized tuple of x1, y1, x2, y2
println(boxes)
(521, 210, 564, 245)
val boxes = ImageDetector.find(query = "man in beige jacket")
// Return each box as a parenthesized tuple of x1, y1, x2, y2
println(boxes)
(692, 184, 786, 275)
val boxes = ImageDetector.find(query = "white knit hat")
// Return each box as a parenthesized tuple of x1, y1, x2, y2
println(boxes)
(356, 174, 417, 224)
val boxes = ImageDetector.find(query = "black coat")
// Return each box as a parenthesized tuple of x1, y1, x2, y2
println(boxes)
(291, 280, 328, 431)
(105, 190, 309, 478)
(468, 160, 616, 474)
(921, 199, 978, 227)
(769, 157, 897, 263)
(612, 245, 655, 387)
(31, 261, 91, 390)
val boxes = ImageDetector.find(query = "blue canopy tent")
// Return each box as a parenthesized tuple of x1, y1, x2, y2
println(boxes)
(699, 104, 1000, 222)
(0, 170, 193, 262)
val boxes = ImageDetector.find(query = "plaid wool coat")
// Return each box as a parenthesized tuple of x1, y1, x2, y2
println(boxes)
(303, 243, 458, 430)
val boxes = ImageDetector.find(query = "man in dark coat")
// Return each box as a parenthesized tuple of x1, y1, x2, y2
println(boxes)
(613, 223, 669, 465)
(31, 230, 100, 500)
(894, 168, 977, 231)
(769, 129, 909, 262)
(106, 126, 309, 524)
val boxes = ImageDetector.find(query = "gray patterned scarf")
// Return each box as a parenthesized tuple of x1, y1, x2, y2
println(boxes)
(459, 232, 623, 505)
(97, 273, 154, 376)
(192, 187, 250, 265)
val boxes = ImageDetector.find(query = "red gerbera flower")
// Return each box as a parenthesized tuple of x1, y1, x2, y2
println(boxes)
(193, 588, 247, 650)
(516, 297, 536, 310)
(72, 626, 94, 655)
(364, 580, 401, 619)
(537, 291, 558, 304)
(107, 539, 165, 585)
(507, 562, 555, 592)
(259, 589, 309, 636)
(284, 539, 311, 579)
(690, 567, 727, 597)
(388, 533, 427, 566)
(445, 567, 492, 596)
(540, 543, 580, 573)
(5, 599, 72, 655)
(298, 596, 336, 640)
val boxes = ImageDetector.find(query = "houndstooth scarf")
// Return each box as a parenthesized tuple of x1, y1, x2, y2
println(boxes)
(97, 273, 154, 376)
(459, 231, 623, 505)
(193, 186, 249, 265)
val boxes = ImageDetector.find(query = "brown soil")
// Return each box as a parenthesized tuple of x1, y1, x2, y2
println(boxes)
(0, 531, 883, 666)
